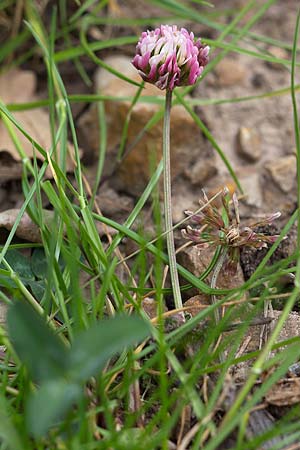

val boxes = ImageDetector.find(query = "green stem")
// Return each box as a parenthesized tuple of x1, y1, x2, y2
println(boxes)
(163, 89, 182, 310)
(291, 8, 300, 284)
(210, 247, 228, 363)
(211, 247, 227, 323)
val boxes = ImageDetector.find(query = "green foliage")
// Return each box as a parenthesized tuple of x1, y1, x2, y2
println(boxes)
(0, 0, 300, 449)
(7, 301, 150, 437)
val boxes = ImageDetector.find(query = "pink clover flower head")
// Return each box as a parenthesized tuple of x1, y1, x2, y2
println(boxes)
(132, 25, 210, 91)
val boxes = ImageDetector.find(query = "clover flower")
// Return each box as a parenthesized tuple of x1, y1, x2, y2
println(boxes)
(182, 189, 282, 267)
(132, 25, 210, 91)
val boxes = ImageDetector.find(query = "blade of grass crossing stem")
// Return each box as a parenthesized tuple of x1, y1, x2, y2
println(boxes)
(93, 213, 232, 295)
(291, 9, 300, 284)
(126, 245, 221, 295)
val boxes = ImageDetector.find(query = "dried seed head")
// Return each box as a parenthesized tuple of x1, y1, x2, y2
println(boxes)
(182, 189, 283, 267)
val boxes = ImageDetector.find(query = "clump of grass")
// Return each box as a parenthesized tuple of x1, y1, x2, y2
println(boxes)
(0, 1, 300, 449)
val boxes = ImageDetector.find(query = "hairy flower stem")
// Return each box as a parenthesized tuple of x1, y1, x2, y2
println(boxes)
(211, 247, 228, 363)
(163, 89, 182, 310)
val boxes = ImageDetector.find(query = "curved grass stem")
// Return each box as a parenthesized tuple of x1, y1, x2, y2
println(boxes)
(163, 89, 182, 310)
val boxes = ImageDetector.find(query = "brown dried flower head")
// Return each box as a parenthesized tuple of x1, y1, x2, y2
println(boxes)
(182, 188, 282, 267)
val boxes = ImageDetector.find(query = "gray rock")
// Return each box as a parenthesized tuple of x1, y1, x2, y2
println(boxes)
(238, 168, 263, 208)
(96, 187, 133, 217)
(178, 246, 245, 296)
(184, 157, 217, 186)
(265, 155, 297, 193)
(237, 126, 261, 162)
(266, 46, 290, 71)
(213, 57, 247, 87)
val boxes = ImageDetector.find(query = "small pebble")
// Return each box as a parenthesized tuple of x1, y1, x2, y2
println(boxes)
(237, 127, 261, 162)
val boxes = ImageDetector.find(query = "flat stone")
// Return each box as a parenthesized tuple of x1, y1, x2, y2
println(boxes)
(266, 46, 290, 70)
(184, 157, 217, 186)
(265, 155, 297, 193)
(184, 295, 210, 317)
(0, 69, 77, 178)
(214, 57, 247, 87)
(237, 127, 261, 162)
(237, 166, 263, 209)
(78, 55, 214, 196)
(172, 193, 195, 224)
(178, 246, 245, 295)
(95, 187, 133, 217)
(141, 297, 167, 320)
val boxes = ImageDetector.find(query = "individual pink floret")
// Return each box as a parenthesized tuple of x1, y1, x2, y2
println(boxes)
(132, 25, 210, 91)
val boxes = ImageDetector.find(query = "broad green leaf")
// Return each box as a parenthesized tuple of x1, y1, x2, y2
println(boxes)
(30, 248, 48, 279)
(7, 302, 68, 382)
(28, 280, 46, 302)
(26, 379, 81, 437)
(2, 250, 34, 281)
(30, 248, 65, 281)
(0, 274, 16, 289)
(69, 315, 150, 382)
